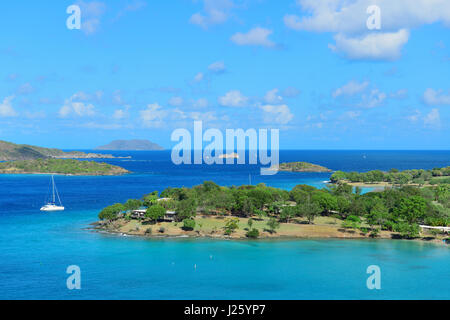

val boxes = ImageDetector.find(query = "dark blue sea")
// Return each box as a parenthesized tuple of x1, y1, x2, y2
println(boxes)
(0, 150, 449, 299)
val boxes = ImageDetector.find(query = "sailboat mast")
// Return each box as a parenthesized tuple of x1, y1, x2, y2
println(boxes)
(52, 175, 55, 203)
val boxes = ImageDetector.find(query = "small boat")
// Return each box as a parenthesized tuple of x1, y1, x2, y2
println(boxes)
(41, 175, 65, 212)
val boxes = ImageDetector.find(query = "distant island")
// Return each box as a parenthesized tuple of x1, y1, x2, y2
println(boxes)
(219, 152, 239, 159)
(275, 162, 332, 173)
(95, 139, 164, 151)
(0, 159, 130, 176)
(0, 140, 126, 161)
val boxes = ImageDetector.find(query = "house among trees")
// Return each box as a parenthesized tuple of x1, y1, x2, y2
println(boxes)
(131, 208, 177, 222)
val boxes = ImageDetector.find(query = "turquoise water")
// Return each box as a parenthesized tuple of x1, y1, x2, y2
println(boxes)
(0, 150, 449, 300)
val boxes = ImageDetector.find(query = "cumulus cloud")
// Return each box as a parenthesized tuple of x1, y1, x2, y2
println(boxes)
(140, 103, 167, 127)
(285, 0, 450, 34)
(189, 0, 234, 29)
(360, 89, 387, 108)
(264, 88, 283, 104)
(193, 72, 204, 82)
(113, 106, 130, 120)
(424, 108, 441, 127)
(283, 0, 450, 60)
(193, 98, 209, 108)
(76, 1, 107, 35)
(218, 90, 248, 107)
(329, 30, 410, 61)
(333, 80, 369, 98)
(260, 104, 294, 125)
(423, 88, 450, 105)
(208, 61, 226, 73)
(0, 96, 18, 117)
(231, 27, 275, 48)
(333, 81, 387, 108)
(59, 93, 96, 118)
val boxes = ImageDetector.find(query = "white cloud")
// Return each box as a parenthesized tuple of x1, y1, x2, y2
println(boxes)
(59, 102, 96, 118)
(208, 61, 226, 73)
(283, 0, 450, 60)
(193, 98, 209, 108)
(0, 96, 18, 117)
(59, 93, 96, 118)
(218, 90, 248, 107)
(231, 27, 275, 48)
(194, 72, 204, 82)
(333, 80, 369, 98)
(264, 88, 283, 104)
(260, 104, 294, 125)
(113, 106, 130, 120)
(140, 103, 167, 127)
(285, 0, 450, 34)
(424, 108, 441, 127)
(329, 29, 410, 61)
(189, 0, 234, 29)
(360, 89, 387, 108)
(76, 1, 107, 35)
(423, 88, 450, 106)
(169, 96, 184, 107)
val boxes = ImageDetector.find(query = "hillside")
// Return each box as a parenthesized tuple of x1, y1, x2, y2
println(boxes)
(0, 140, 118, 161)
(95, 139, 164, 151)
(277, 162, 332, 173)
(0, 159, 130, 176)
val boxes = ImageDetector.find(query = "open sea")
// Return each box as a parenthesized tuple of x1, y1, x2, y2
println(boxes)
(0, 150, 449, 300)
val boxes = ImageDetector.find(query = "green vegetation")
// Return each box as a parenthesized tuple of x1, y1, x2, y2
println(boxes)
(331, 167, 450, 186)
(145, 205, 166, 223)
(246, 228, 260, 239)
(98, 179, 450, 240)
(0, 158, 129, 175)
(277, 162, 332, 172)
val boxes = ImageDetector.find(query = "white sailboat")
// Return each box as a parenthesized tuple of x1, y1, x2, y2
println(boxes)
(40, 175, 65, 212)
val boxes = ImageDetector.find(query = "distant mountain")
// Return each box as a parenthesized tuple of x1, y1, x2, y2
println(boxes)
(95, 139, 164, 151)
(0, 140, 121, 161)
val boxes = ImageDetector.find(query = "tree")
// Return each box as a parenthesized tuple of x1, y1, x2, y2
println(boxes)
(342, 215, 361, 230)
(98, 203, 125, 221)
(124, 199, 142, 211)
(279, 206, 298, 223)
(176, 199, 197, 221)
(224, 218, 239, 235)
(266, 218, 280, 234)
(246, 229, 260, 239)
(394, 196, 427, 224)
(367, 201, 389, 229)
(182, 218, 196, 231)
(143, 191, 159, 207)
(248, 218, 254, 229)
(298, 201, 322, 224)
(145, 205, 166, 223)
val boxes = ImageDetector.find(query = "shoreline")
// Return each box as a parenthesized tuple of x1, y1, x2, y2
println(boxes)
(91, 216, 449, 245)
(91, 226, 448, 246)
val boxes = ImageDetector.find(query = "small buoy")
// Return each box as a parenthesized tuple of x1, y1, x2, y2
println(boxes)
(194, 264, 197, 270)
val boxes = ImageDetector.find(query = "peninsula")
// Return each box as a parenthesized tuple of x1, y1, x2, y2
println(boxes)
(0, 159, 130, 176)
(0, 140, 126, 161)
(95, 139, 164, 151)
(95, 181, 449, 243)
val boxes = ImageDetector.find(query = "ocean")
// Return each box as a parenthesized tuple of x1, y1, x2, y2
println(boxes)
(0, 150, 449, 300)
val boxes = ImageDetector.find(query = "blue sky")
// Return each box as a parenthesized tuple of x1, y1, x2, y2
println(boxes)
(0, 0, 449, 149)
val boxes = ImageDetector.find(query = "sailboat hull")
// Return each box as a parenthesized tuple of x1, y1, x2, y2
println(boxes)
(40, 205, 65, 212)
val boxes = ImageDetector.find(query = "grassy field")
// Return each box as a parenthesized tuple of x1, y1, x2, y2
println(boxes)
(99, 215, 398, 240)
